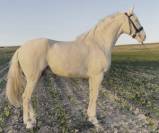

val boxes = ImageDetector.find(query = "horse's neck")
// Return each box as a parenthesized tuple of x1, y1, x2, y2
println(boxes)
(77, 14, 123, 53)
(94, 18, 123, 53)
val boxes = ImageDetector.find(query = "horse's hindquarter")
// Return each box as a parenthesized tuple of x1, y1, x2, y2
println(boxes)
(18, 38, 51, 78)
(47, 42, 89, 78)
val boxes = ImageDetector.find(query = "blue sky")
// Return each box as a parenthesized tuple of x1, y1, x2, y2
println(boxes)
(0, 0, 158, 46)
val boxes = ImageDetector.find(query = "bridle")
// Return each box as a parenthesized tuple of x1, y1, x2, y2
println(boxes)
(125, 12, 143, 38)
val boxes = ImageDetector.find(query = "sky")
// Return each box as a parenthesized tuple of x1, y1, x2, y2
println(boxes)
(0, 0, 158, 46)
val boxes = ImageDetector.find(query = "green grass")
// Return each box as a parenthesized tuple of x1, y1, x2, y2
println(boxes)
(43, 73, 71, 133)
(0, 47, 18, 66)
(108, 43, 159, 118)
(113, 43, 159, 61)
(0, 103, 12, 128)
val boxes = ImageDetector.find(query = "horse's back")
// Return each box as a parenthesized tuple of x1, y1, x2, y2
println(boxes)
(20, 38, 55, 49)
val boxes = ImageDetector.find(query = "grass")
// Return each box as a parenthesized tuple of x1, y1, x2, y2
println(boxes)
(113, 44, 159, 61)
(1, 43, 159, 131)
(108, 43, 159, 119)
(43, 73, 71, 133)
(0, 103, 12, 128)
(0, 46, 18, 67)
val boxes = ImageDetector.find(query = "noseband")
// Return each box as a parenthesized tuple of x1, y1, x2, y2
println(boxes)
(125, 13, 143, 38)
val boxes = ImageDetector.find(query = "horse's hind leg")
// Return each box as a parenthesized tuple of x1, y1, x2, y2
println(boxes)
(22, 74, 40, 129)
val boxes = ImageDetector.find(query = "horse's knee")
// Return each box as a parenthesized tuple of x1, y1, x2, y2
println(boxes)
(22, 92, 27, 103)
(22, 91, 30, 101)
(22, 81, 36, 99)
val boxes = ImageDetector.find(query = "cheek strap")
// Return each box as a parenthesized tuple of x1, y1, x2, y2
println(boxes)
(125, 13, 143, 38)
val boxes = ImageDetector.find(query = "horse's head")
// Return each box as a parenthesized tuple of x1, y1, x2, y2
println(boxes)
(122, 8, 146, 44)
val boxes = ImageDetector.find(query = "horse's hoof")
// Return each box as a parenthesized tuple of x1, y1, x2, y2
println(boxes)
(95, 124, 104, 133)
(26, 120, 36, 129)
(88, 117, 104, 132)
(23, 117, 28, 125)
(88, 117, 98, 125)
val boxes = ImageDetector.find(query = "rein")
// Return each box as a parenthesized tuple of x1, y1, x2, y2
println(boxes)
(125, 13, 143, 38)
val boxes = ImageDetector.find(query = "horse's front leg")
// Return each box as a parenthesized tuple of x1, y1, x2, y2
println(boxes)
(87, 73, 104, 130)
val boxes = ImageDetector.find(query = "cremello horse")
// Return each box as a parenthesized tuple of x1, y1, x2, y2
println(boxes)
(6, 8, 146, 130)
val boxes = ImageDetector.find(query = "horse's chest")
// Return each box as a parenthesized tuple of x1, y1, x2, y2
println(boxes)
(87, 51, 111, 75)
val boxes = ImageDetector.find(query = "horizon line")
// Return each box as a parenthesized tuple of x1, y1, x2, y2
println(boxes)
(0, 41, 159, 48)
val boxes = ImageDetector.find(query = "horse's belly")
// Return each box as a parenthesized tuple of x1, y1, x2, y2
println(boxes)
(47, 42, 89, 78)
(50, 63, 88, 78)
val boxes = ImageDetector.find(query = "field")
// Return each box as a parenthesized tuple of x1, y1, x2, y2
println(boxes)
(0, 43, 159, 132)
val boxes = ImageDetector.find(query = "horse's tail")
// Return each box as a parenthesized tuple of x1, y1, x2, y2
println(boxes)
(6, 49, 24, 107)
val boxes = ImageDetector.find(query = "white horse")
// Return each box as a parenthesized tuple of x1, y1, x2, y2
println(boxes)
(6, 8, 146, 130)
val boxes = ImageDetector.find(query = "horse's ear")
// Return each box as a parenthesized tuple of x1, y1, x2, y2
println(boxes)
(127, 7, 134, 16)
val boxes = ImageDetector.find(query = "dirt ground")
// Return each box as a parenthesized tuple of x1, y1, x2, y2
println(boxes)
(0, 67, 158, 133)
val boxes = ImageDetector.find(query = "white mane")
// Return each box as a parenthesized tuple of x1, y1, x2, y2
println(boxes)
(76, 12, 122, 41)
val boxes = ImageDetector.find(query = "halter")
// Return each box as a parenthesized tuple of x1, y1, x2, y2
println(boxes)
(125, 12, 143, 38)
